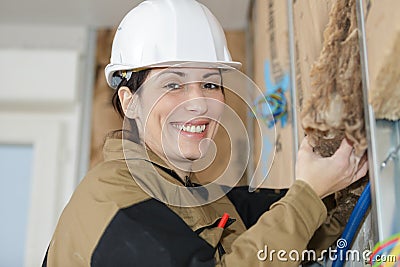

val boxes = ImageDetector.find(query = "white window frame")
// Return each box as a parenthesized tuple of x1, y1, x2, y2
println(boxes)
(0, 114, 67, 266)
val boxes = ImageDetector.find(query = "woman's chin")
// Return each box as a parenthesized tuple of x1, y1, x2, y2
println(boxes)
(178, 142, 211, 161)
(179, 151, 202, 161)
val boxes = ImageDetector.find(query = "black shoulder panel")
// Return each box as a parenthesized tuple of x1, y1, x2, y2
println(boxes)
(226, 186, 288, 228)
(91, 199, 215, 267)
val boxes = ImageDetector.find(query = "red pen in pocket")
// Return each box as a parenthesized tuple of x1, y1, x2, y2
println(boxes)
(218, 213, 230, 229)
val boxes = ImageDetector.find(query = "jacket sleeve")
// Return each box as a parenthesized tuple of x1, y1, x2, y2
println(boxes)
(218, 180, 327, 267)
(305, 194, 343, 259)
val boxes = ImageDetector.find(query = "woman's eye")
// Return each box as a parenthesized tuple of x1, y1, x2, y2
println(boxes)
(203, 83, 221, 90)
(163, 83, 183, 90)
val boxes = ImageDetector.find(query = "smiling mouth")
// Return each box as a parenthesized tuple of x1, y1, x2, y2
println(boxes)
(171, 123, 208, 133)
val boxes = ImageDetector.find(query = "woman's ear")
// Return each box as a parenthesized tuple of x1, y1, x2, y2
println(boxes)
(118, 86, 139, 119)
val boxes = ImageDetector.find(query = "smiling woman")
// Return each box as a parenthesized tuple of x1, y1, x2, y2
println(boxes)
(121, 68, 225, 163)
(112, 66, 226, 175)
(43, 0, 369, 266)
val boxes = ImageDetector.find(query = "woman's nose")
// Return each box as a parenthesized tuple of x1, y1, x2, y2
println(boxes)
(184, 84, 208, 114)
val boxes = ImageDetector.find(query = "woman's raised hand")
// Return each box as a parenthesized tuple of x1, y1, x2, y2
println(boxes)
(295, 137, 368, 198)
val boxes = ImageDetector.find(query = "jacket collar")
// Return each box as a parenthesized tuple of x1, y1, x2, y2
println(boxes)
(102, 137, 239, 243)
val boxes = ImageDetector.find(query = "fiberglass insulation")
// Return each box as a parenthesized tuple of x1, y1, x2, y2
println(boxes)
(300, 0, 369, 227)
(301, 0, 367, 158)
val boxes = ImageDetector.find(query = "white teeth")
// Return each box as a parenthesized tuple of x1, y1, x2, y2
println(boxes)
(172, 123, 207, 133)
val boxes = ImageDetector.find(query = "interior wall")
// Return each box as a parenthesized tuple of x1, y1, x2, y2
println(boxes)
(90, 28, 122, 169)
(248, 0, 295, 189)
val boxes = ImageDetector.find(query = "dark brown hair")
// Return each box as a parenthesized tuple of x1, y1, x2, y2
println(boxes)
(112, 69, 152, 118)
(110, 69, 151, 142)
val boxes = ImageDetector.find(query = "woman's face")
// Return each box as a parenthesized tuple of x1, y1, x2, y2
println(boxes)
(135, 68, 225, 164)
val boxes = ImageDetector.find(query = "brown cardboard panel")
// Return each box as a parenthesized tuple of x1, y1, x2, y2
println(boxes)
(250, 0, 295, 189)
(366, 0, 400, 120)
(90, 28, 122, 168)
(293, 0, 333, 107)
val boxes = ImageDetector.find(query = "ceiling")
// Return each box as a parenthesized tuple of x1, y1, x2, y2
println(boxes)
(0, 0, 251, 30)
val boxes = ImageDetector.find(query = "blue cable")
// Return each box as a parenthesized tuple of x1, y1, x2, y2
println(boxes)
(332, 182, 371, 267)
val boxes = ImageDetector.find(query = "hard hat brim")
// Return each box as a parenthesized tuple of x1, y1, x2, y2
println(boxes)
(105, 60, 242, 89)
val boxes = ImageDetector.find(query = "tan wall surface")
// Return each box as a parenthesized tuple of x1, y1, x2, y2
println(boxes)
(366, 0, 400, 120)
(250, 0, 295, 189)
(293, 0, 333, 107)
(292, 0, 333, 156)
(90, 29, 122, 169)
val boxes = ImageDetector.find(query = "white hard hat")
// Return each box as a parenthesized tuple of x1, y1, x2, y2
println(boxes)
(105, 0, 242, 89)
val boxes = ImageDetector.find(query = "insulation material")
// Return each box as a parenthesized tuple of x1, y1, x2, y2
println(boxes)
(300, 0, 367, 158)
(294, 0, 370, 250)
(366, 0, 400, 120)
(250, 0, 294, 189)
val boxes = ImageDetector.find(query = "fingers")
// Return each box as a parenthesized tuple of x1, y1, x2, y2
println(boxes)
(356, 153, 368, 171)
(354, 160, 369, 181)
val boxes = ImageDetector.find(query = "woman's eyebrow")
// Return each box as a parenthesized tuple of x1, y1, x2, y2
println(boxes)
(156, 70, 220, 79)
(157, 70, 186, 78)
(202, 72, 220, 79)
